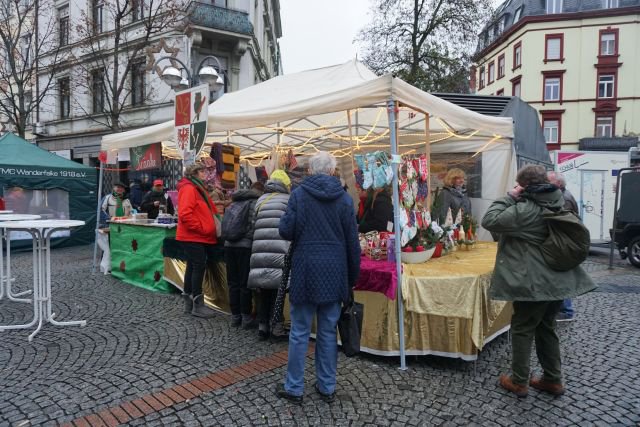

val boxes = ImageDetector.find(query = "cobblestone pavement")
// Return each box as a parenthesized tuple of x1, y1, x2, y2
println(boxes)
(1, 245, 639, 426)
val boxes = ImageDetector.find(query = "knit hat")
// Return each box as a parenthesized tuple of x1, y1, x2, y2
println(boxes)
(270, 169, 291, 188)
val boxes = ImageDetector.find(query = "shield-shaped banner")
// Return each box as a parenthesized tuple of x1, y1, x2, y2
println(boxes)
(174, 84, 209, 165)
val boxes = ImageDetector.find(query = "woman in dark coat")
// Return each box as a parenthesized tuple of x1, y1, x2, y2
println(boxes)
(435, 168, 472, 224)
(275, 152, 361, 404)
(358, 186, 393, 233)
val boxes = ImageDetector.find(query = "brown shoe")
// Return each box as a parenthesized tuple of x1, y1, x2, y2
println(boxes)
(530, 376, 566, 396)
(499, 374, 528, 397)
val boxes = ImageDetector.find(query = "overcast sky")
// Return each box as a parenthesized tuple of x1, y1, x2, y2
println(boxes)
(278, 0, 503, 75)
(278, 0, 371, 74)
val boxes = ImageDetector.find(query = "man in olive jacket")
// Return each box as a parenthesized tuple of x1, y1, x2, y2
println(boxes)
(482, 165, 595, 398)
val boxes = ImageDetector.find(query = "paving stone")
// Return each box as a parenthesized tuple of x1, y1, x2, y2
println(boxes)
(1, 245, 639, 425)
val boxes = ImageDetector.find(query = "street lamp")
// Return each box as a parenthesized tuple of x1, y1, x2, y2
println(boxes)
(154, 55, 225, 91)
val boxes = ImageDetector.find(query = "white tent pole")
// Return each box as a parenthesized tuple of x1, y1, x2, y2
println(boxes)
(387, 98, 407, 370)
(91, 161, 105, 274)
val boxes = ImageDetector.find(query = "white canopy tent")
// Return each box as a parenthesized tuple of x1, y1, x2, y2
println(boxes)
(101, 60, 517, 368)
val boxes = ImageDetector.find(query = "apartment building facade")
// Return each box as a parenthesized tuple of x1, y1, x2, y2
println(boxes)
(472, 0, 640, 151)
(34, 0, 282, 165)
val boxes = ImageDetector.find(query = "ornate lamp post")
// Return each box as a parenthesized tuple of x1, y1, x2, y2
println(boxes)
(154, 55, 225, 91)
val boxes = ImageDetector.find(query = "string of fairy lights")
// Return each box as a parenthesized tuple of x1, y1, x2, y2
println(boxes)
(149, 106, 505, 165)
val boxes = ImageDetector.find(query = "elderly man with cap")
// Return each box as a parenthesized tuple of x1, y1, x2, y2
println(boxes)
(101, 183, 133, 220)
(140, 179, 175, 219)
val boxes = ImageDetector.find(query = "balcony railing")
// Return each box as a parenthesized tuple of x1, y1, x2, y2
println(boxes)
(187, 2, 253, 36)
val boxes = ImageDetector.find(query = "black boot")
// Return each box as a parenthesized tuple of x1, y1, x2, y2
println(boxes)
(182, 293, 192, 314)
(191, 294, 217, 318)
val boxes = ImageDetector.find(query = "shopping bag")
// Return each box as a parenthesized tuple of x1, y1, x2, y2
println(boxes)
(337, 292, 364, 357)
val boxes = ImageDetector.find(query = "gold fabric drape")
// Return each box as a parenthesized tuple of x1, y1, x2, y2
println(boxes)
(163, 258, 231, 314)
(354, 242, 511, 360)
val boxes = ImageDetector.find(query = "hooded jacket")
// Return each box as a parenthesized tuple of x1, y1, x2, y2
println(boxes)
(176, 177, 217, 245)
(247, 180, 290, 290)
(481, 184, 596, 301)
(279, 174, 361, 305)
(224, 189, 262, 249)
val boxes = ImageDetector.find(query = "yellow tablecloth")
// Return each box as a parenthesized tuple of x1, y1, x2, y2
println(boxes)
(356, 242, 512, 360)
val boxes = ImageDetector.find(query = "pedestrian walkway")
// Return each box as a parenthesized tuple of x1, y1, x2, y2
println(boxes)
(1, 245, 639, 426)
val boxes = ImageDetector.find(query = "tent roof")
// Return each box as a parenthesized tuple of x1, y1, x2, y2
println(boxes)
(0, 133, 93, 170)
(102, 60, 514, 157)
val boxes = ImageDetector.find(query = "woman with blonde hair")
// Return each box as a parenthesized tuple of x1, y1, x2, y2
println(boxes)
(435, 168, 472, 224)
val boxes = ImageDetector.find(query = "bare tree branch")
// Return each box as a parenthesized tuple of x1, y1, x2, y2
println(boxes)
(356, 0, 492, 93)
(0, 0, 64, 137)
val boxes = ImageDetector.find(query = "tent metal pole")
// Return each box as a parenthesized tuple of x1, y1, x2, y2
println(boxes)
(387, 98, 407, 370)
(91, 161, 105, 274)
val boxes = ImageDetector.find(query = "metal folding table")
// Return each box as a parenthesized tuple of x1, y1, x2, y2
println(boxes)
(0, 219, 87, 341)
(0, 214, 41, 302)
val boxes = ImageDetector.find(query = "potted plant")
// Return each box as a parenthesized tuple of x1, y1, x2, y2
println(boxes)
(401, 221, 441, 263)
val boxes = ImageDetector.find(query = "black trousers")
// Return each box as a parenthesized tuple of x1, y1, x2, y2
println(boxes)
(224, 247, 253, 316)
(182, 242, 216, 297)
(257, 288, 278, 326)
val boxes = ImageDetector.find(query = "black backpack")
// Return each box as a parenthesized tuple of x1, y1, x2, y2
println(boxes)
(540, 208, 590, 271)
(221, 200, 253, 242)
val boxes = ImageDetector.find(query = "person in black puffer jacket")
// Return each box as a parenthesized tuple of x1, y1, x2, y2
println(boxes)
(224, 183, 263, 329)
(247, 170, 291, 340)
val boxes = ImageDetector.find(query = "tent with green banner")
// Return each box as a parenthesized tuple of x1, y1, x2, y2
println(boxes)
(0, 133, 97, 249)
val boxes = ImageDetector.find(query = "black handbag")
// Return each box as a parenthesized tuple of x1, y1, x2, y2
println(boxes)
(337, 290, 364, 357)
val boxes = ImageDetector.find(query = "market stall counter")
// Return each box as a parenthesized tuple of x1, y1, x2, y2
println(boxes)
(353, 242, 511, 360)
(109, 220, 177, 293)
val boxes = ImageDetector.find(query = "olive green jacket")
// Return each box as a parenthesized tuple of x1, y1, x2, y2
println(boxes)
(481, 188, 596, 301)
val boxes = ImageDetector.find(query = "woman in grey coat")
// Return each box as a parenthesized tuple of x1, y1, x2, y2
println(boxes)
(435, 168, 472, 224)
(247, 170, 291, 340)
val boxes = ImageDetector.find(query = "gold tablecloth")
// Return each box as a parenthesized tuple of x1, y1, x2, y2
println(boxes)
(356, 242, 512, 360)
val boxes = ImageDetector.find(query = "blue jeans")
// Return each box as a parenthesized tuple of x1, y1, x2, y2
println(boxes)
(284, 301, 342, 396)
(560, 299, 574, 316)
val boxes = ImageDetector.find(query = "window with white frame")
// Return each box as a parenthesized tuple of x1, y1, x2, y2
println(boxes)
(479, 66, 485, 88)
(513, 81, 521, 97)
(543, 120, 559, 144)
(603, 0, 618, 8)
(544, 77, 560, 101)
(93, 0, 104, 33)
(59, 5, 69, 46)
(20, 34, 31, 67)
(59, 77, 70, 119)
(600, 33, 616, 55)
(92, 69, 105, 113)
(488, 62, 495, 83)
(596, 117, 613, 137)
(546, 36, 562, 61)
(131, 61, 146, 106)
(514, 43, 522, 68)
(598, 75, 615, 98)
(131, 0, 144, 21)
(498, 55, 505, 78)
(546, 0, 562, 13)
(513, 7, 523, 22)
